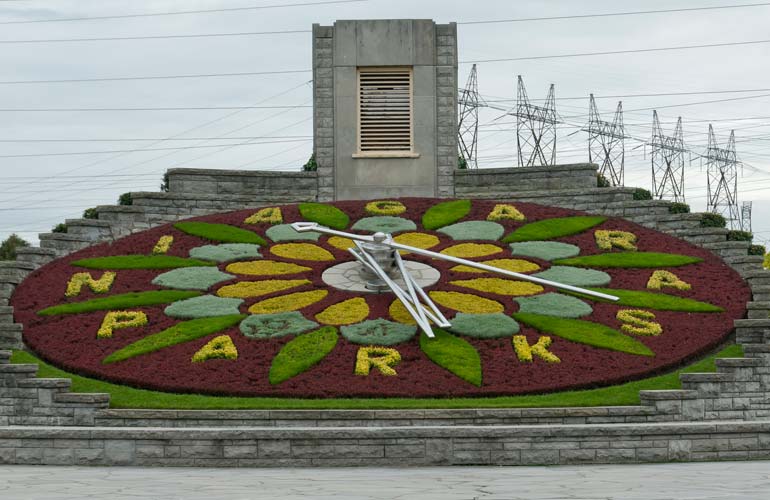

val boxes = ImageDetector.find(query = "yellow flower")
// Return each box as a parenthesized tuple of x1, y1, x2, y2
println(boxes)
(365, 200, 407, 216)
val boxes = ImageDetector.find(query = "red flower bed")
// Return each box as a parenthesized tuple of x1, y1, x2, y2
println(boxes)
(10, 198, 750, 398)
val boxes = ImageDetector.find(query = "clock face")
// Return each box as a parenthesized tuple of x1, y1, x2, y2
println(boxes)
(11, 198, 750, 398)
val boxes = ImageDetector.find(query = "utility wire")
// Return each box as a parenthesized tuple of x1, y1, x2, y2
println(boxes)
(0, 136, 312, 143)
(0, 30, 310, 44)
(0, 106, 312, 112)
(0, 70, 311, 85)
(483, 88, 770, 102)
(0, 0, 367, 24)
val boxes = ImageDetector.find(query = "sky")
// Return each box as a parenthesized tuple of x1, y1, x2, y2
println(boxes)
(0, 0, 769, 247)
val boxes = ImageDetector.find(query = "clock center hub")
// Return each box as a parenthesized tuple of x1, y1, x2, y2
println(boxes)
(321, 259, 441, 294)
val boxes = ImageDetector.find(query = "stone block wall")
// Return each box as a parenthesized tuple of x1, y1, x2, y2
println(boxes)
(313, 24, 335, 202)
(166, 168, 318, 199)
(435, 23, 458, 198)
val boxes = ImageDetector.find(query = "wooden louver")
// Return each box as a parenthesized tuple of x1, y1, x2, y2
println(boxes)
(358, 68, 413, 153)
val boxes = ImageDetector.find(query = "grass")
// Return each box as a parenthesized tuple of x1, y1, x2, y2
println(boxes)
(269, 326, 338, 385)
(513, 313, 654, 357)
(422, 199, 471, 230)
(553, 252, 702, 268)
(502, 216, 606, 243)
(298, 203, 350, 230)
(103, 315, 246, 364)
(173, 222, 267, 245)
(10, 344, 742, 409)
(38, 290, 202, 316)
(420, 328, 482, 387)
(72, 255, 216, 270)
(573, 288, 724, 313)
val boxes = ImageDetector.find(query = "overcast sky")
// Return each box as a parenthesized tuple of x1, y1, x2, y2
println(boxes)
(1, 0, 769, 248)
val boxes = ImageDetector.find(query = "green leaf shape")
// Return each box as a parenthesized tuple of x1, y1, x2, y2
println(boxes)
(515, 293, 593, 319)
(503, 216, 607, 243)
(512, 312, 654, 357)
(103, 315, 246, 364)
(420, 328, 482, 386)
(553, 252, 703, 269)
(509, 241, 580, 261)
(151, 267, 235, 291)
(164, 295, 244, 319)
(189, 244, 262, 263)
(72, 255, 216, 270)
(38, 290, 201, 316)
(298, 203, 350, 230)
(239, 312, 319, 339)
(351, 216, 417, 234)
(269, 326, 339, 385)
(174, 221, 267, 245)
(448, 313, 520, 339)
(265, 224, 321, 242)
(569, 288, 724, 312)
(437, 221, 504, 241)
(341, 319, 417, 346)
(422, 200, 471, 230)
(532, 266, 611, 287)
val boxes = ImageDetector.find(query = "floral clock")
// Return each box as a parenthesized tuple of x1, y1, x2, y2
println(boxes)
(11, 198, 750, 398)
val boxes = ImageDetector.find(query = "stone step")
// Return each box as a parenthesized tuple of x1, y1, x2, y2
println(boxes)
(751, 286, 770, 302)
(54, 392, 110, 407)
(740, 270, 770, 287)
(746, 302, 770, 319)
(735, 319, 770, 344)
(0, 350, 11, 364)
(638, 389, 698, 403)
(723, 255, 765, 266)
(94, 205, 147, 224)
(0, 306, 13, 324)
(742, 344, 770, 356)
(0, 261, 37, 285)
(669, 227, 729, 245)
(0, 363, 38, 383)
(17, 378, 72, 390)
(0, 324, 23, 351)
(14, 247, 57, 268)
(680, 372, 734, 397)
(38, 233, 95, 256)
(63, 218, 115, 241)
(714, 357, 763, 368)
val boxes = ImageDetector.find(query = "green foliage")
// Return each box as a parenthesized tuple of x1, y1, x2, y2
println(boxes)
(82, 207, 98, 219)
(160, 172, 170, 192)
(151, 267, 235, 290)
(188, 244, 262, 263)
(164, 295, 244, 319)
(727, 230, 753, 242)
(298, 202, 349, 230)
(700, 212, 726, 228)
(52, 223, 68, 233)
(73, 255, 216, 270)
(118, 192, 133, 206)
(38, 290, 201, 316)
(269, 326, 338, 384)
(265, 224, 321, 242)
(437, 221, 504, 241)
(350, 216, 416, 234)
(502, 216, 606, 243)
(448, 313, 519, 339)
(532, 266, 611, 287)
(515, 293, 593, 318)
(571, 287, 723, 312)
(340, 319, 417, 346)
(457, 155, 468, 170)
(597, 174, 610, 188)
(554, 252, 702, 268)
(513, 313, 654, 357)
(763, 251, 770, 268)
(174, 221, 267, 245)
(10, 344, 742, 409)
(0, 234, 30, 261)
(240, 312, 319, 339)
(750, 245, 767, 257)
(302, 153, 317, 172)
(420, 328, 482, 386)
(103, 315, 245, 364)
(632, 188, 652, 200)
(668, 202, 690, 214)
(509, 241, 580, 261)
(422, 199, 472, 230)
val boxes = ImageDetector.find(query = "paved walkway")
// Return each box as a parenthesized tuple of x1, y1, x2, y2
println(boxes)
(1, 462, 769, 499)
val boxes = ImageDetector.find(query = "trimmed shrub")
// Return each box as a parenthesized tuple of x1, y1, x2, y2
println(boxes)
(458, 155, 468, 170)
(160, 172, 170, 192)
(0, 234, 30, 260)
(82, 207, 98, 219)
(700, 213, 726, 228)
(302, 153, 317, 172)
(668, 202, 690, 214)
(597, 174, 610, 187)
(632, 188, 652, 201)
(52, 223, 68, 233)
(727, 230, 753, 242)
(118, 193, 133, 206)
(749, 245, 766, 257)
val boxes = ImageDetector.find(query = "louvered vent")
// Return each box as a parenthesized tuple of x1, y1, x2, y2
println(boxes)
(358, 68, 413, 153)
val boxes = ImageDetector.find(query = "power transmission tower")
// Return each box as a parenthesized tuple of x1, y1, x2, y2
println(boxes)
(585, 94, 625, 186)
(705, 125, 740, 229)
(741, 201, 753, 232)
(458, 64, 485, 169)
(650, 111, 687, 202)
(515, 75, 559, 167)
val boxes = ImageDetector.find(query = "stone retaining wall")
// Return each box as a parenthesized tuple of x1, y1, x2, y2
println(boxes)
(166, 168, 318, 199)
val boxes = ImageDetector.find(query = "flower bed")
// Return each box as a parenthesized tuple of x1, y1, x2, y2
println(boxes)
(10, 198, 750, 398)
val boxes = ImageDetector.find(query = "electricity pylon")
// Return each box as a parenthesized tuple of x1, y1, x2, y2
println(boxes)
(741, 201, 753, 232)
(585, 94, 625, 186)
(458, 64, 485, 169)
(705, 125, 740, 229)
(515, 75, 559, 167)
(650, 111, 687, 202)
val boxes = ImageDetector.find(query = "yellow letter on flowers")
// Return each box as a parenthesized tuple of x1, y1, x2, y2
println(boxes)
(97, 311, 148, 339)
(512, 336, 560, 363)
(487, 204, 525, 222)
(616, 309, 662, 336)
(647, 270, 691, 291)
(595, 230, 638, 251)
(355, 346, 401, 376)
(65, 271, 116, 298)
(152, 235, 174, 255)
(192, 335, 238, 363)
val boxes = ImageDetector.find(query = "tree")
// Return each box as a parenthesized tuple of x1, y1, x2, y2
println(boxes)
(0, 234, 30, 261)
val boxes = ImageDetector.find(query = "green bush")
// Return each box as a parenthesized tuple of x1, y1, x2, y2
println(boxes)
(727, 230, 753, 242)
(160, 172, 170, 192)
(749, 245, 766, 257)
(422, 199, 472, 230)
(700, 213, 726, 228)
(0, 234, 30, 261)
(82, 207, 98, 219)
(668, 202, 690, 214)
(118, 193, 133, 206)
(52, 223, 68, 233)
(632, 188, 652, 200)
(457, 155, 468, 170)
(302, 153, 317, 172)
(597, 174, 610, 188)
(298, 203, 349, 230)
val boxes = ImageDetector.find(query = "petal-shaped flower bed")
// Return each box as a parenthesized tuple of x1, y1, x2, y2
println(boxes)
(11, 198, 750, 399)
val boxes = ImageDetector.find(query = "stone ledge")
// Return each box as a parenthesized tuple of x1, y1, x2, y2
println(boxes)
(168, 168, 318, 179)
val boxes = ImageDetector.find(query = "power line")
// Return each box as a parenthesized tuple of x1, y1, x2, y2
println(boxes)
(0, 106, 312, 112)
(0, 136, 312, 143)
(457, 2, 770, 25)
(461, 39, 770, 65)
(0, 0, 366, 24)
(0, 30, 310, 44)
(483, 88, 770, 102)
(0, 69, 311, 85)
